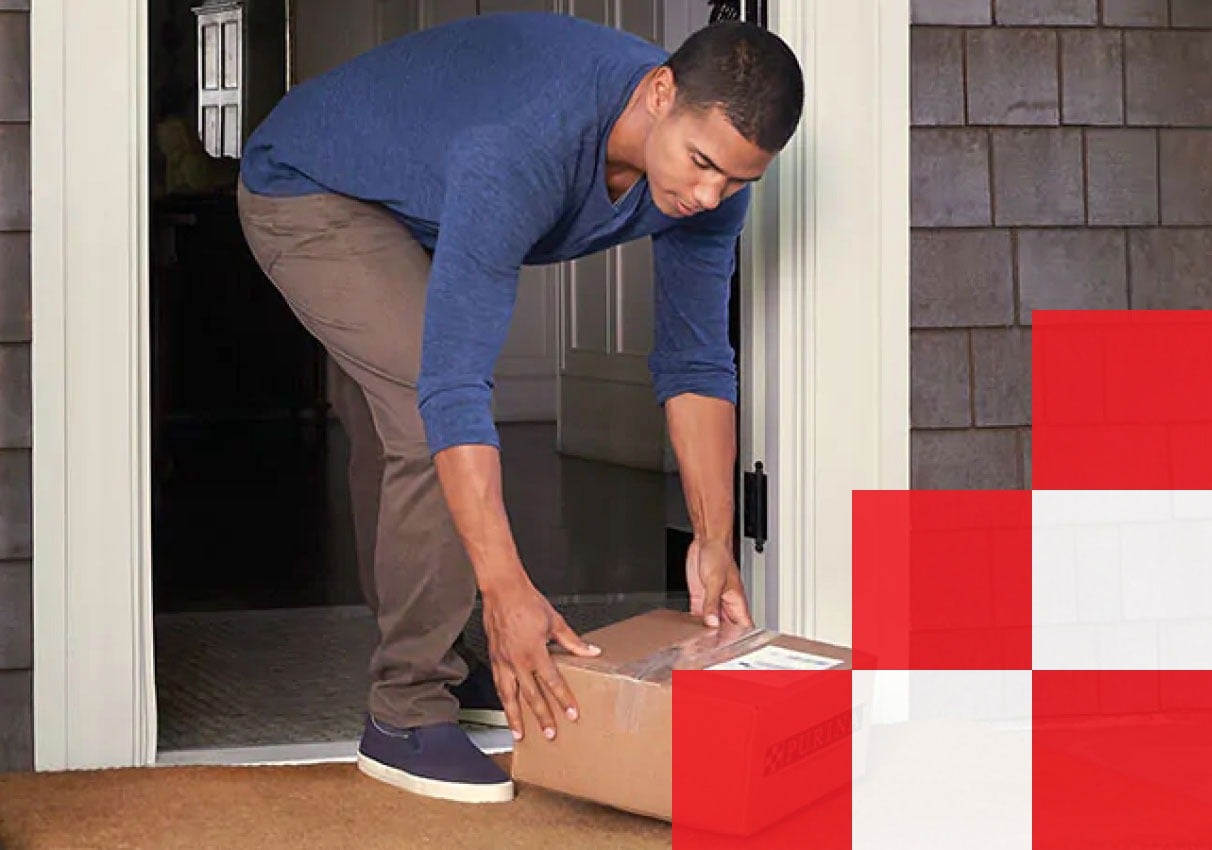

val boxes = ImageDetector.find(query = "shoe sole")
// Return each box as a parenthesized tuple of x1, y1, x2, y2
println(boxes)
(458, 707, 508, 728)
(356, 752, 515, 804)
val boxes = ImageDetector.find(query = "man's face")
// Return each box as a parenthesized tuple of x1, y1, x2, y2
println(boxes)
(644, 94, 775, 219)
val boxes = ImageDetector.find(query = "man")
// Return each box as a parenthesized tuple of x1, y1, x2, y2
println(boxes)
(238, 12, 803, 804)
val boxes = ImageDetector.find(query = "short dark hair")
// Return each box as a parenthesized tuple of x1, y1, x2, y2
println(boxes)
(665, 22, 804, 153)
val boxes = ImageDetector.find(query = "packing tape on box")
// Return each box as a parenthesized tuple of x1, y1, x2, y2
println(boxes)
(616, 626, 779, 685)
(611, 627, 781, 733)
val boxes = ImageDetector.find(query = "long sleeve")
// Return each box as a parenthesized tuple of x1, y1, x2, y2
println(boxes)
(417, 128, 567, 455)
(648, 185, 751, 406)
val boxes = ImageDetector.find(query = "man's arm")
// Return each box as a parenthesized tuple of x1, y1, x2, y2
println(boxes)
(665, 393, 752, 628)
(422, 130, 599, 742)
(666, 393, 735, 550)
(650, 186, 754, 627)
(431, 446, 527, 595)
(420, 129, 558, 593)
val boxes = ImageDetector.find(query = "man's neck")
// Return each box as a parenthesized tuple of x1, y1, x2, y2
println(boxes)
(603, 68, 655, 201)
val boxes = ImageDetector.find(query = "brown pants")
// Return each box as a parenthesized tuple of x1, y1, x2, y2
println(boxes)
(237, 181, 475, 728)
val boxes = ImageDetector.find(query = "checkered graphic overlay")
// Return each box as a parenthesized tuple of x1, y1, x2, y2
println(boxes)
(673, 310, 1212, 847)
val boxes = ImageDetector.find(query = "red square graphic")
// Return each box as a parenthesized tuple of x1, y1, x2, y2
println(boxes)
(1034, 310, 1212, 489)
(853, 490, 1031, 670)
(673, 669, 851, 846)
(1034, 671, 1212, 849)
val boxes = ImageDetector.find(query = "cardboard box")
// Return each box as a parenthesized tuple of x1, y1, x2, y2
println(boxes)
(511, 609, 869, 835)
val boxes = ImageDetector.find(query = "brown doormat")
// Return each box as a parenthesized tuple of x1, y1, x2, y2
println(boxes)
(0, 756, 670, 850)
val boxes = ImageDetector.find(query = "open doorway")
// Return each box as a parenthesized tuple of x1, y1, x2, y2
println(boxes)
(31, 0, 907, 773)
(146, 0, 741, 759)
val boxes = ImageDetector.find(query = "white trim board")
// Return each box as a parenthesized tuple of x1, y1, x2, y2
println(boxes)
(29, 0, 910, 769)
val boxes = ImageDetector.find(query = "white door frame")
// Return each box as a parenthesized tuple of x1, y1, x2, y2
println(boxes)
(740, 0, 910, 644)
(30, 0, 157, 769)
(29, 0, 908, 769)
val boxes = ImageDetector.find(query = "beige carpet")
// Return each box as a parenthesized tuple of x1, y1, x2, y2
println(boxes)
(0, 756, 670, 850)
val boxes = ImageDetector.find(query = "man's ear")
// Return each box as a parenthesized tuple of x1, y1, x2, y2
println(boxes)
(647, 66, 678, 118)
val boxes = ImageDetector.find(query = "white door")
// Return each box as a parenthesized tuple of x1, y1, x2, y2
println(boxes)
(557, 0, 667, 470)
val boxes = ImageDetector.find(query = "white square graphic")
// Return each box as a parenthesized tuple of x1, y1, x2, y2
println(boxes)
(1033, 491, 1212, 671)
(851, 670, 1032, 850)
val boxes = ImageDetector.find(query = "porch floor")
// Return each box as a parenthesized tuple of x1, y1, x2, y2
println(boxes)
(154, 593, 688, 752)
(153, 419, 693, 752)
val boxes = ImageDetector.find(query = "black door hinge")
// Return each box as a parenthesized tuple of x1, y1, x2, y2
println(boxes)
(743, 461, 768, 553)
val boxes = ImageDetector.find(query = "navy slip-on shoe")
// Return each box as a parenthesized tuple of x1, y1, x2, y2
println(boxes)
(452, 664, 508, 729)
(356, 716, 514, 803)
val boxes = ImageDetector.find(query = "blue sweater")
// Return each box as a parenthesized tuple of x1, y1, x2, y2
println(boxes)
(242, 12, 748, 455)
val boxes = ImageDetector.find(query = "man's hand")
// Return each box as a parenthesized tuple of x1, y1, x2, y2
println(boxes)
(481, 579, 601, 742)
(687, 538, 754, 628)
